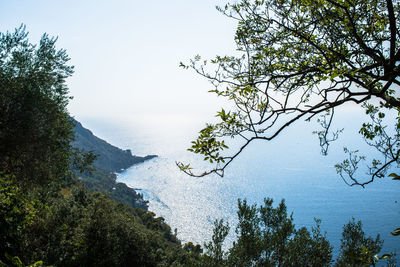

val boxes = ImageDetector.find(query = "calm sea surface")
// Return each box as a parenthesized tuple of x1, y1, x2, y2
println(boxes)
(83, 115, 400, 259)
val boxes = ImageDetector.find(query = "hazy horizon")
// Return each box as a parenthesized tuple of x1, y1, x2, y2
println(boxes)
(0, 0, 238, 137)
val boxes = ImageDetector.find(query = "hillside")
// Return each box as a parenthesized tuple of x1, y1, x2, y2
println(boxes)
(72, 119, 157, 172)
(70, 118, 156, 210)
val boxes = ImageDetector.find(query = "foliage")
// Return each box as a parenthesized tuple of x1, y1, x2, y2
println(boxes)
(70, 147, 98, 174)
(178, 0, 400, 186)
(72, 118, 157, 173)
(335, 218, 385, 267)
(72, 165, 149, 210)
(71, 118, 158, 210)
(2, 178, 394, 266)
(0, 255, 43, 267)
(0, 25, 74, 187)
(202, 198, 333, 267)
(0, 174, 39, 261)
(0, 175, 198, 266)
(202, 219, 230, 267)
(201, 198, 396, 267)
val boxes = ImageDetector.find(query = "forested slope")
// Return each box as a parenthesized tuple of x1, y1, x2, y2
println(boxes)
(72, 119, 156, 172)
(71, 118, 156, 209)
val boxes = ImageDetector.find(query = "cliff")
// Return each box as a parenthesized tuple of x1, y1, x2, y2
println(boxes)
(70, 118, 156, 210)
(72, 119, 157, 172)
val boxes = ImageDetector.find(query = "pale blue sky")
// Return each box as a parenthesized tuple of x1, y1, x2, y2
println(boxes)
(0, 0, 237, 136)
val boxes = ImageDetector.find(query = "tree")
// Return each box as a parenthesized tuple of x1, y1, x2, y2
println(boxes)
(0, 25, 74, 186)
(202, 219, 230, 267)
(335, 218, 385, 267)
(230, 198, 333, 266)
(202, 198, 333, 267)
(178, 0, 400, 187)
(202, 199, 397, 266)
(0, 174, 40, 261)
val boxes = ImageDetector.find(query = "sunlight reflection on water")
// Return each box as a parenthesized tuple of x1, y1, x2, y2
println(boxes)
(84, 115, 400, 258)
(117, 134, 399, 258)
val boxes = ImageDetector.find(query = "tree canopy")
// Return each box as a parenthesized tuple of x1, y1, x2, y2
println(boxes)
(201, 198, 388, 267)
(178, 0, 400, 187)
(0, 25, 74, 186)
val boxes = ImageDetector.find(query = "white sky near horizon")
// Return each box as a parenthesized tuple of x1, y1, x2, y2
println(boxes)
(0, 0, 238, 138)
(0, 1, 388, 147)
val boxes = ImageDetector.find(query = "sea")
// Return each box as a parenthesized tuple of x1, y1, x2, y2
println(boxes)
(80, 112, 400, 261)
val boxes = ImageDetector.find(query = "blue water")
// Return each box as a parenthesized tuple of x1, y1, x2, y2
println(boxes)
(81, 115, 400, 260)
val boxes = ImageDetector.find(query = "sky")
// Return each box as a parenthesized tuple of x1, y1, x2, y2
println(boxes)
(0, 0, 237, 138)
(1, 1, 394, 156)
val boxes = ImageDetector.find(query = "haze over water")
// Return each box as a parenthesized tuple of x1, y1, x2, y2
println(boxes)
(80, 112, 400, 259)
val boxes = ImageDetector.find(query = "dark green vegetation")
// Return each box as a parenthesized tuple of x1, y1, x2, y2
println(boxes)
(0, 26, 74, 187)
(0, 176, 191, 266)
(72, 119, 157, 173)
(1, 171, 389, 266)
(71, 118, 156, 210)
(202, 199, 392, 267)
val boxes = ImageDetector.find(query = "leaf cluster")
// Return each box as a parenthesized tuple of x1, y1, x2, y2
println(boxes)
(0, 25, 74, 187)
(202, 198, 391, 267)
(182, 0, 400, 184)
(203, 198, 333, 267)
(0, 176, 202, 266)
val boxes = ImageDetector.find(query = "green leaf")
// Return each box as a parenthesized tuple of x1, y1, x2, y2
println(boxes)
(389, 173, 400, 180)
(377, 254, 392, 260)
(391, 228, 400, 236)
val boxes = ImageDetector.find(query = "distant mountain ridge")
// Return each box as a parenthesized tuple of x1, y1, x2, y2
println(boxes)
(72, 119, 157, 172)
(70, 118, 156, 210)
